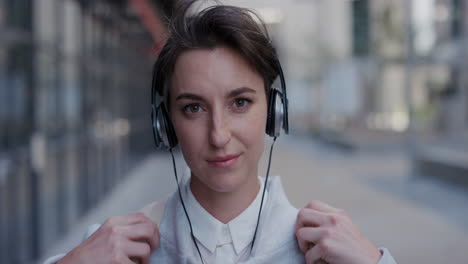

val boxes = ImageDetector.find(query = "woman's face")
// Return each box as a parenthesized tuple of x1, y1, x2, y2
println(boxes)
(169, 46, 267, 194)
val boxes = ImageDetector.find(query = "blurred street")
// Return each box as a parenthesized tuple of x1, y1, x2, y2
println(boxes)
(39, 135, 468, 264)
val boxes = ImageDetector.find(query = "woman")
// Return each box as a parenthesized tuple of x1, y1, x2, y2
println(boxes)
(46, 1, 397, 264)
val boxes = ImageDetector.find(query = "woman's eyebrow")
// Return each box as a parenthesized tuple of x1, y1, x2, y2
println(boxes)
(175, 87, 256, 102)
(175, 93, 205, 101)
(227, 87, 256, 98)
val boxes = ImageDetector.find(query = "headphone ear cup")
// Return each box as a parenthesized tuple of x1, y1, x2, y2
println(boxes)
(152, 106, 162, 148)
(151, 106, 160, 148)
(266, 89, 277, 137)
(153, 103, 178, 149)
(160, 105, 178, 148)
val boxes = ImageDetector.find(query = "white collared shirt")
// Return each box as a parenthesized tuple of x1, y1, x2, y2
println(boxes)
(184, 177, 267, 263)
(43, 175, 398, 264)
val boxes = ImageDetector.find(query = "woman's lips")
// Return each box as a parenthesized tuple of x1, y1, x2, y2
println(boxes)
(207, 154, 241, 168)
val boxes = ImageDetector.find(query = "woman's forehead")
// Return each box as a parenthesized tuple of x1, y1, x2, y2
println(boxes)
(170, 47, 264, 97)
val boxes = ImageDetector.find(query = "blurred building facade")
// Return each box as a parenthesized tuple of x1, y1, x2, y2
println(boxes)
(223, 0, 468, 180)
(428, 0, 468, 140)
(222, 0, 353, 133)
(0, 0, 166, 262)
(228, 0, 468, 146)
(325, 0, 468, 143)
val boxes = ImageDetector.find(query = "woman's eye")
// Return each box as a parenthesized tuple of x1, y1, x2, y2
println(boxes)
(183, 104, 202, 113)
(233, 98, 251, 108)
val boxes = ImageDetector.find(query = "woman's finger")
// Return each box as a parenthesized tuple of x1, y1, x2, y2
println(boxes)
(305, 244, 323, 264)
(296, 208, 329, 230)
(104, 212, 150, 227)
(296, 227, 327, 244)
(130, 257, 142, 264)
(296, 226, 328, 253)
(124, 240, 152, 264)
(119, 222, 160, 251)
(305, 239, 334, 264)
(305, 200, 342, 214)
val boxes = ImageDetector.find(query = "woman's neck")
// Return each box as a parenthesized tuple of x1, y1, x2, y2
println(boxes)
(189, 174, 260, 224)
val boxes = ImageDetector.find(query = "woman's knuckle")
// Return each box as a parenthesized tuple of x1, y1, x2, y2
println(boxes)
(104, 227, 113, 239)
(104, 217, 114, 227)
(295, 226, 302, 235)
(318, 240, 330, 255)
(328, 214, 340, 226)
(338, 209, 349, 218)
(295, 227, 305, 239)
(307, 200, 320, 209)
(146, 222, 156, 233)
(297, 209, 304, 220)
(134, 211, 144, 218)
(110, 237, 120, 250)
(142, 243, 151, 256)
(322, 227, 332, 238)
(108, 234, 123, 252)
(110, 253, 123, 264)
(140, 225, 153, 240)
(109, 225, 121, 236)
(298, 208, 309, 220)
(137, 212, 149, 221)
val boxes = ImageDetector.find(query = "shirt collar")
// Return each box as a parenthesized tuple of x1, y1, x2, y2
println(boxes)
(228, 177, 267, 254)
(184, 175, 267, 255)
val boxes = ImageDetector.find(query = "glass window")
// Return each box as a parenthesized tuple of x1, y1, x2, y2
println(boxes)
(0, 48, 6, 150)
(6, 0, 32, 30)
(6, 43, 32, 148)
(0, 0, 5, 27)
(0, 0, 33, 149)
(61, 0, 82, 132)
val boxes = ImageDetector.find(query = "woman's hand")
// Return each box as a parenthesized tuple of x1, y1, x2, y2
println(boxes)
(58, 212, 160, 264)
(295, 200, 381, 264)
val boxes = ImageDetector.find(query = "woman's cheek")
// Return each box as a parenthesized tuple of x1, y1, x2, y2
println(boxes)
(242, 111, 266, 151)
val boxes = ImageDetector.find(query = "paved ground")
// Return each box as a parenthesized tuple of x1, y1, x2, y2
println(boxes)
(38, 135, 468, 263)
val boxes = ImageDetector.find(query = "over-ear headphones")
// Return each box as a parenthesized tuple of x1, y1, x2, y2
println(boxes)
(265, 59, 289, 138)
(151, 50, 289, 150)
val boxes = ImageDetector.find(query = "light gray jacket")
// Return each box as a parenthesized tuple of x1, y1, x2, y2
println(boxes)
(44, 176, 397, 263)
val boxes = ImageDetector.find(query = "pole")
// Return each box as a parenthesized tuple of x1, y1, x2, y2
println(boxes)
(404, 0, 416, 177)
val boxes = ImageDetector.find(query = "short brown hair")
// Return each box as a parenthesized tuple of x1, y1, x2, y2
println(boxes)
(152, 0, 280, 105)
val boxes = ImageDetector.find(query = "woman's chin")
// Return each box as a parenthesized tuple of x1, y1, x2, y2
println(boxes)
(208, 177, 242, 193)
(201, 171, 248, 194)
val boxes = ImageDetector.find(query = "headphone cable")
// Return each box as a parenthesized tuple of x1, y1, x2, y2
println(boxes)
(250, 136, 276, 252)
(169, 149, 206, 264)
(169, 136, 277, 263)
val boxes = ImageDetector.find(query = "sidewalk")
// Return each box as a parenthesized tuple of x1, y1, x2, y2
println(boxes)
(280, 136, 468, 263)
(415, 141, 468, 189)
(39, 136, 468, 263)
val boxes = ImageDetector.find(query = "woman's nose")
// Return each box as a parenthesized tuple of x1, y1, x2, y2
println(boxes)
(209, 110, 231, 148)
